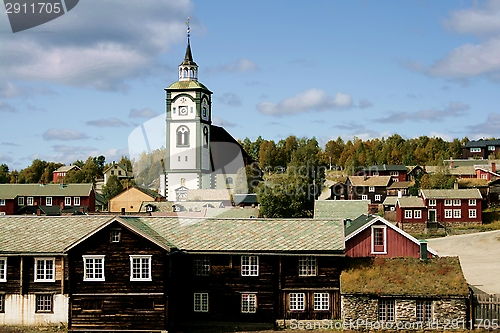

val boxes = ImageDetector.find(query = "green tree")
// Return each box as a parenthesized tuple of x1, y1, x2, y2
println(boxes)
(0, 164, 9, 183)
(234, 163, 262, 194)
(102, 175, 124, 206)
(257, 171, 314, 218)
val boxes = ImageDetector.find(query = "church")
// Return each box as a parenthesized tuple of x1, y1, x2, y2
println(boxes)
(162, 23, 252, 201)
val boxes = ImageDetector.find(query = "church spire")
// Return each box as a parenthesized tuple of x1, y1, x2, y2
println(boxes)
(179, 17, 198, 81)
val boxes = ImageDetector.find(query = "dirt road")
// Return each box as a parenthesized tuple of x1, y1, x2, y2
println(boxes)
(427, 230, 500, 294)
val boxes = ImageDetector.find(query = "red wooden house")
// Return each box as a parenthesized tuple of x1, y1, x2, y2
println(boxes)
(0, 184, 95, 215)
(344, 214, 437, 258)
(395, 196, 428, 233)
(420, 188, 483, 226)
(52, 165, 80, 183)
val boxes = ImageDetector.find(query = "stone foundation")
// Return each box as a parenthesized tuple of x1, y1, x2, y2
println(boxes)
(341, 295, 467, 330)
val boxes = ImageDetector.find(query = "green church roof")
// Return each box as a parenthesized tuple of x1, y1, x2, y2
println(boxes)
(166, 80, 211, 91)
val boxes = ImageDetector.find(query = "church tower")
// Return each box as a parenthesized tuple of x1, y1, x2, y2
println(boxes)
(164, 19, 213, 201)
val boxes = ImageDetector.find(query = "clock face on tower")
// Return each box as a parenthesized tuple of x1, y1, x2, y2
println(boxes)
(179, 106, 188, 116)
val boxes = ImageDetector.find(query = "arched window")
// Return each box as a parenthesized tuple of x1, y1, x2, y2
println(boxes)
(183, 68, 188, 78)
(190, 69, 195, 78)
(176, 126, 190, 147)
(203, 126, 209, 148)
(226, 177, 233, 185)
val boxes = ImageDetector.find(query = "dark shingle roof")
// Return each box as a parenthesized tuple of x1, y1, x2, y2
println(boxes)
(466, 139, 500, 148)
(360, 165, 408, 172)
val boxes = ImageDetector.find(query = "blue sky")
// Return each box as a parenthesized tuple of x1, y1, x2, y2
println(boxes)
(1, 0, 500, 170)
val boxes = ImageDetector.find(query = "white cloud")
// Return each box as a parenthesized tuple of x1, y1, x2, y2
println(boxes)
(256, 88, 353, 116)
(466, 113, 500, 138)
(0, 99, 17, 112)
(86, 118, 129, 128)
(129, 108, 158, 118)
(0, 154, 13, 163)
(429, 131, 454, 142)
(0, 0, 194, 90)
(43, 129, 90, 141)
(374, 101, 469, 124)
(411, 1, 500, 80)
(218, 92, 242, 106)
(205, 58, 258, 74)
(212, 116, 237, 128)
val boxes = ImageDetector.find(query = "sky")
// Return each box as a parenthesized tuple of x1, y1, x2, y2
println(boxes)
(1, 0, 500, 170)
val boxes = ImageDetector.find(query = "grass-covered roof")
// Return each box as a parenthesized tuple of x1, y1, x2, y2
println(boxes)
(341, 257, 469, 297)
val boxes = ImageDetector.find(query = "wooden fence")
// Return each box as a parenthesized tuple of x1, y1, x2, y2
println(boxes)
(473, 293, 500, 328)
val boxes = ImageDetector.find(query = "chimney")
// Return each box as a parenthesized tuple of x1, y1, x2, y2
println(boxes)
(398, 190, 402, 199)
(492, 162, 496, 173)
(36, 209, 41, 216)
(454, 181, 459, 190)
(60, 201, 64, 210)
(420, 240, 428, 260)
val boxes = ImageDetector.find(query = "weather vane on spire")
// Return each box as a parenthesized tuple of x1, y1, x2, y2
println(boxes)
(186, 17, 190, 40)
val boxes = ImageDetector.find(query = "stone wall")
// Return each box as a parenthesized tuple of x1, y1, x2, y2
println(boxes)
(398, 222, 426, 234)
(341, 295, 468, 330)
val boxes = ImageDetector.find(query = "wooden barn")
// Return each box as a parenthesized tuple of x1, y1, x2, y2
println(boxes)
(344, 214, 437, 258)
(0, 216, 111, 326)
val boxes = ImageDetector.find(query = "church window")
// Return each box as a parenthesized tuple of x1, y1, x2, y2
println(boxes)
(183, 68, 188, 78)
(226, 177, 233, 185)
(177, 126, 190, 147)
(203, 126, 209, 148)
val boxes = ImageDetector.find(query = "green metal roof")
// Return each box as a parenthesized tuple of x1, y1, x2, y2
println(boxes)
(314, 200, 369, 220)
(0, 216, 113, 254)
(166, 80, 211, 91)
(344, 214, 374, 238)
(0, 184, 93, 200)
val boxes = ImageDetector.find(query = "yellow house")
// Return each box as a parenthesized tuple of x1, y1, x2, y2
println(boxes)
(109, 187, 164, 213)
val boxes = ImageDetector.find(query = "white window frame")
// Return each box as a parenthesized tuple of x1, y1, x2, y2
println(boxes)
(298, 256, 317, 277)
(46, 197, 52, 206)
(241, 256, 259, 276)
(0, 257, 6, 282)
(416, 300, 433, 322)
(379, 299, 395, 321)
(110, 230, 121, 243)
(444, 209, 453, 219)
(314, 292, 329, 311)
(453, 209, 461, 219)
(289, 293, 305, 311)
(390, 171, 399, 176)
(74, 197, 80, 206)
(18, 197, 24, 205)
(469, 209, 477, 218)
(27, 197, 34, 206)
(0, 199, 5, 206)
(369, 186, 375, 192)
(193, 256, 210, 276)
(469, 199, 476, 206)
(470, 147, 481, 153)
(428, 199, 436, 206)
(34, 258, 55, 282)
(83, 255, 105, 281)
(194, 293, 209, 312)
(414, 210, 422, 219)
(375, 194, 382, 202)
(130, 255, 152, 281)
(444, 199, 452, 206)
(453, 199, 461, 206)
(488, 145, 496, 151)
(405, 210, 412, 219)
(371, 225, 387, 254)
(65, 197, 71, 206)
(241, 293, 257, 313)
(361, 194, 368, 201)
(35, 294, 53, 313)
